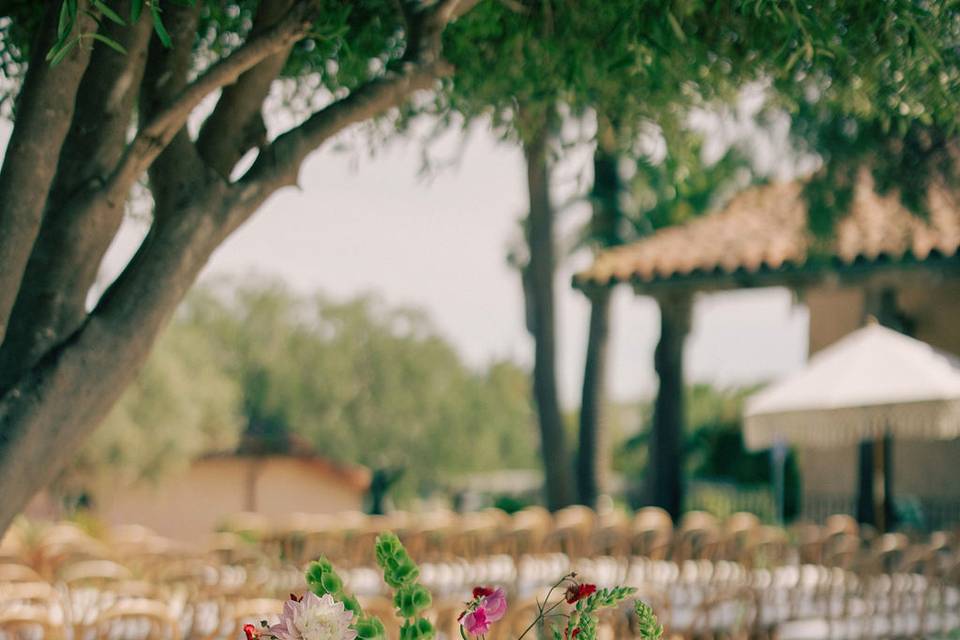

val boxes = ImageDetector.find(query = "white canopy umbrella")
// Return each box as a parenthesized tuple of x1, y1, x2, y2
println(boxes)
(744, 322, 960, 451)
(744, 321, 960, 528)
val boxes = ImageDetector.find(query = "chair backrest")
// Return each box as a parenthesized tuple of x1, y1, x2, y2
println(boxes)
(58, 559, 132, 587)
(507, 508, 553, 558)
(0, 581, 58, 606)
(0, 603, 59, 638)
(631, 508, 673, 559)
(0, 563, 43, 583)
(96, 598, 181, 640)
(547, 506, 597, 558)
(747, 526, 790, 569)
(723, 512, 761, 562)
(591, 509, 630, 557)
(725, 512, 760, 538)
(675, 511, 721, 562)
(824, 514, 859, 538)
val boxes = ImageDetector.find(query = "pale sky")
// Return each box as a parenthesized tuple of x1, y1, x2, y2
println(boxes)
(3, 116, 810, 409)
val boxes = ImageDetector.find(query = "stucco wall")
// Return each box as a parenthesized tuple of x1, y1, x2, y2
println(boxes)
(95, 457, 364, 541)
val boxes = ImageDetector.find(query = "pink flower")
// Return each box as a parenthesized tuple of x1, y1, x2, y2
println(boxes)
(268, 592, 357, 640)
(481, 588, 507, 622)
(460, 586, 507, 636)
(461, 607, 491, 636)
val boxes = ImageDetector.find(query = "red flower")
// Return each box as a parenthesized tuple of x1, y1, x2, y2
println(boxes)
(243, 624, 258, 640)
(565, 583, 597, 604)
(472, 586, 495, 599)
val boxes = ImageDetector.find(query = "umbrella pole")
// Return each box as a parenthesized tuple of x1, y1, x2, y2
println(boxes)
(870, 433, 895, 533)
(874, 436, 885, 533)
(856, 440, 876, 527)
(883, 433, 895, 530)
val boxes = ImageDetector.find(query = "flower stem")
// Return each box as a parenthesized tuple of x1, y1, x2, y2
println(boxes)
(517, 598, 566, 640)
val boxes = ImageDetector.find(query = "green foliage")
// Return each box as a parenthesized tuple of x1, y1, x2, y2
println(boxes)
(12, 0, 960, 234)
(307, 557, 384, 639)
(354, 616, 387, 640)
(440, 0, 960, 238)
(180, 277, 538, 501)
(554, 584, 637, 640)
(634, 600, 663, 640)
(374, 532, 434, 640)
(629, 145, 757, 237)
(47, 1, 195, 64)
(374, 532, 420, 589)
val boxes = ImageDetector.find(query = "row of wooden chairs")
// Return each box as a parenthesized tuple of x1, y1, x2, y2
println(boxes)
(216, 506, 959, 573)
(2, 541, 958, 637)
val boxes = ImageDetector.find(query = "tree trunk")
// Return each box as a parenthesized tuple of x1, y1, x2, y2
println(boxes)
(522, 125, 575, 511)
(647, 292, 692, 520)
(0, 2, 95, 344)
(577, 287, 611, 507)
(576, 144, 620, 507)
(0, 186, 230, 533)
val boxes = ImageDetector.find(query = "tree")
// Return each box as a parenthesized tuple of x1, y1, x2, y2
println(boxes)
(439, 0, 757, 510)
(2, 0, 958, 533)
(180, 279, 539, 501)
(575, 124, 622, 508)
(0, 0, 483, 533)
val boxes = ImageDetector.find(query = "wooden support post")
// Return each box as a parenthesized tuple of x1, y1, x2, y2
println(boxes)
(647, 292, 692, 520)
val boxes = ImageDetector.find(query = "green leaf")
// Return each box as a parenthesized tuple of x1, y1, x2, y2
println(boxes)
(320, 570, 343, 595)
(130, 0, 143, 23)
(47, 37, 78, 65)
(90, 33, 128, 55)
(355, 617, 386, 640)
(151, 4, 172, 48)
(57, 1, 73, 39)
(94, 0, 126, 26)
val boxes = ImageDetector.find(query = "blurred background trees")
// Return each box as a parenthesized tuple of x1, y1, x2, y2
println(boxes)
(58, 279, 540, 509)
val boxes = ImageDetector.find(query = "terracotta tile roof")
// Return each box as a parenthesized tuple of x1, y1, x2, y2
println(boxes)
(574, 171, 960, 288)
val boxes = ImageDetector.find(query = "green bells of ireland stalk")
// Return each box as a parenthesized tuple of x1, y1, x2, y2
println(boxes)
(298, 533, 662, 640)
(374, 532, 434, 640)
(304, 533, 434, 640)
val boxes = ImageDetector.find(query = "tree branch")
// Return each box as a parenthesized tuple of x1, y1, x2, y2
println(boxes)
(233, 0, 483, 214)
(0, 2, 154, 391)
(138, 0, 209, 215)
(235, 63, 444, 207)
(104, 0, 322, 202)
(0, 1, 96, 344)
(196, 0, 296, 178)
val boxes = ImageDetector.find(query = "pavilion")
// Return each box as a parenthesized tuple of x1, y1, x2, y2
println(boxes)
(574, 170, 960, 528)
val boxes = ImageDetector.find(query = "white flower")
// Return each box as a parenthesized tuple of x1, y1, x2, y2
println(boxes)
(268, 593, 357, 640)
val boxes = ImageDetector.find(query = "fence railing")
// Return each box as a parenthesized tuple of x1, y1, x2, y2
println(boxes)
(802, 493, 960, 531)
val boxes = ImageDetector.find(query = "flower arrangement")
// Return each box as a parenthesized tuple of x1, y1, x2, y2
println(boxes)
(244, 532, 662, 640)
